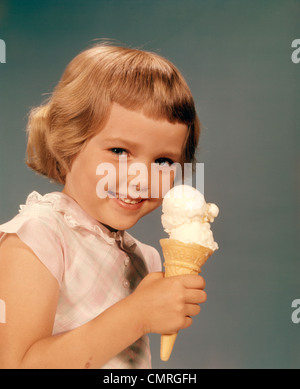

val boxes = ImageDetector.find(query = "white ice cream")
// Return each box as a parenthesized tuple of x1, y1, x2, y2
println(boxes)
(161, 185, 219, 251)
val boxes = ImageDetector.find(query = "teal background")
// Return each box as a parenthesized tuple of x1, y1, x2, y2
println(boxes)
(0, 0, 299, 368)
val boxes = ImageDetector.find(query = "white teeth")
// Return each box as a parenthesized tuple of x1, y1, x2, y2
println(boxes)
(119, 198, 142, 205)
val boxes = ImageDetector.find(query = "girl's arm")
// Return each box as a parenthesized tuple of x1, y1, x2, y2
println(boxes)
(0, 234, 206, 369)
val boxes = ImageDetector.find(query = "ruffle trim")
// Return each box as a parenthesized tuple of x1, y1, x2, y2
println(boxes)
(19, 191, 136, 248)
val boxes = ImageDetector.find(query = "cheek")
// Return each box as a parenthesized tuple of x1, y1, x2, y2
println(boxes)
(95, 161, 120, 198)
(150, 169, 176, 199)
(69, 153, 99, 193)
(143, 196, 163, 218)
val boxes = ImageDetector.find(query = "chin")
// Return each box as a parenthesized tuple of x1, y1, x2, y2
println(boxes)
(112, 219, 139, 231)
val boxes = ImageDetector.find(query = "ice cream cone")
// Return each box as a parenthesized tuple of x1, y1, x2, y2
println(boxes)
(159, 238, 214, 361)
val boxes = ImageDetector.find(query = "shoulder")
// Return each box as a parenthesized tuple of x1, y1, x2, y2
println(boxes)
(0, 191, 64, 231)
(0, 193, 66, 255)
(0, 192, 66, 286)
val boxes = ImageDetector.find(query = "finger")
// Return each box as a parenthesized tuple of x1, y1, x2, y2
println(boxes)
(185, 289, 207, 304)
(181, 316, 193, 330)
(178, 274, 206, 290)
(138, 271, 163, 288)
(185, 303, 201, 317)
(148, 271, 164, 280)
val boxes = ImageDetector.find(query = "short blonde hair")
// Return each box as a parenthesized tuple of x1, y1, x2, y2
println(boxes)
(26, 43, 200, 184)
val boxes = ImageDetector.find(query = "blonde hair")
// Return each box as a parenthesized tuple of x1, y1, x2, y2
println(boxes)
(26, 43, 200, 184)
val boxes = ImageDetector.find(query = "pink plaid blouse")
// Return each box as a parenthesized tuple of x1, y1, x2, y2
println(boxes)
(0, 191, 162, 369)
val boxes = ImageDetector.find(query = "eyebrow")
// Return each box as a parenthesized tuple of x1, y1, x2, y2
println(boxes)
(103, 137, 183, 161)
(103, 137, 139, 149)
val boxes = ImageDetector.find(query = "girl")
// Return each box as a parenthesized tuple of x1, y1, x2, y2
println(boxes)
(0, 43, 207, 369)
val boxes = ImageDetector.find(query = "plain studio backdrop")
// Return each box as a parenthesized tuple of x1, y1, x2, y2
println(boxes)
(0, 0, 299, 369)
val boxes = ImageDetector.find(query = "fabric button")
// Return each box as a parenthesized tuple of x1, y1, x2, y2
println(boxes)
(122, 280, 130, 289)
(124, 257, 130, 267)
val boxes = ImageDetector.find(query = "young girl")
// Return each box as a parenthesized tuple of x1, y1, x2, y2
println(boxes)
(0, 43, 207, 369)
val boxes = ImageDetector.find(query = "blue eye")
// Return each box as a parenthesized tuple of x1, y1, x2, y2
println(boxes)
(155, 158, 174, 166)
(110, 148, 128, 156)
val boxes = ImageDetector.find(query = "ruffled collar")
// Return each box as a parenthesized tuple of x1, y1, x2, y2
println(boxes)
(19, 191, 136, 248)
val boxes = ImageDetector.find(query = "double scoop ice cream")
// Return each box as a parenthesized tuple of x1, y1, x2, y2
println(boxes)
(161, 184, 219, 251)
(159, 184, 219, 361)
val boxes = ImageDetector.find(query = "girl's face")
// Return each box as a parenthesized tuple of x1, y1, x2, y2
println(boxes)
(63, 103, 188, 230)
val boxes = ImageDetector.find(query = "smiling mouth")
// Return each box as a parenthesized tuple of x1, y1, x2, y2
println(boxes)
(119, 197, 143, 204)
(107, 191, 145, 204)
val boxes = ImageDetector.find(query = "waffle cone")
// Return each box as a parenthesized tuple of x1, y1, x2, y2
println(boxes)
(159, 238, 214, 361)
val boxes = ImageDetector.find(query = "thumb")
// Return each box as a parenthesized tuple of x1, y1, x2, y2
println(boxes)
(137, 271, 163, 289)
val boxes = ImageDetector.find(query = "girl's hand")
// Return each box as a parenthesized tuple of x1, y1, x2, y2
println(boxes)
(130, 272, 207, 335)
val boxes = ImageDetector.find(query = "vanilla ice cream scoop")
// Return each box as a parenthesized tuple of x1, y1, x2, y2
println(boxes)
(161, 185, 219, 251)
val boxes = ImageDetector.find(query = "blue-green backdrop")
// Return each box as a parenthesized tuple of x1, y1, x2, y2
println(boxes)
(0, 0, 299, 368)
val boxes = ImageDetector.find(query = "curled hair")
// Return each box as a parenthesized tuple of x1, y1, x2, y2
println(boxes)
(26, 43, 200, 184)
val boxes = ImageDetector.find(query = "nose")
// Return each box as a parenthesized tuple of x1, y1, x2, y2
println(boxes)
(127, 161, 150, 199)
(134, 177, 149, 197)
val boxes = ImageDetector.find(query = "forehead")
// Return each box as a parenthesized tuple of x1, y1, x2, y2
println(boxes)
(94, 104, 188, 152)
